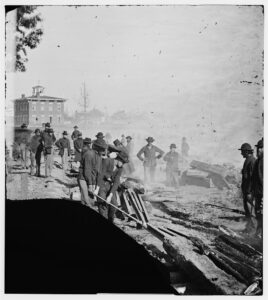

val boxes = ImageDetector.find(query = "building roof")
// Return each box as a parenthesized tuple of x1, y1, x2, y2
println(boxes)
(14, 95, 66, 102)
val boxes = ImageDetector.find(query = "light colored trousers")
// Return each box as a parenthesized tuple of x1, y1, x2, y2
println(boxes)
(45, 154, 53, 177)
(61, 148, 69, 170)
(144, 165, 156, 184)
(30, 151, 36, 175)
(78, 179, 95, 207)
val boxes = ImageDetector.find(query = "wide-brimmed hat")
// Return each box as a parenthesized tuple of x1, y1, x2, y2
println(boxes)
(96, 132, 104, 139)
(83, 137, 91, 145)
(116, 151, 129, 164)
(238, 143, 253, 152)
(255, 139, 263, 149)
(170, 143, 177, 149)
(113, 139, 121, 146)
(35, 128, 40, 133)
(74, 125, 78, 129)
(126, 136, 132, 140)
(45, 122, 51, 128)
(62, 131, 68, 136)
(146, 137, 154, 143)
(92, 138, 107, 150)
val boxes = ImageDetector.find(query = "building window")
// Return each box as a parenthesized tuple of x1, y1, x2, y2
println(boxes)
(49, 102, 53, 111)
(32, 102, 36, 111)
(40, 102, 45, 111)
(57, 103, 61, 112)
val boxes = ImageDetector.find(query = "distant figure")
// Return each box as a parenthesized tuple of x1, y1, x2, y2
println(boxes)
(71, 126, 80, 141)
(137, 137, 164, 184)
(181, 137, 190, 158)
(29, 129, 43, 176)
(252, 139, 263, 237)
(43, 128, 55, 178)
(238, 143, 256, 219)
(163, 144, 180, 188)
(74, 132, 84, 164)
(121, 134, 127, 147)
(124, 136, 135, 175)
(105, 132, 112, 144)
(55, 131, 71, 171)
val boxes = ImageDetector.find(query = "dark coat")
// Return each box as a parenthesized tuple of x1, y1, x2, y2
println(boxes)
(78, 149, 102, 185)
(71, 130, 80, 140)
(74, 138, 84, 162)
(241, 155, 256, 195)
(55, 138, 71, 156)
(137, 145, 164, 167)
(252, 156, 263, 197)
(29, 135, 43, 153)
(97, 158, 122, 195)
(163, 151, 179, 171)
(42, 134, 54, 155)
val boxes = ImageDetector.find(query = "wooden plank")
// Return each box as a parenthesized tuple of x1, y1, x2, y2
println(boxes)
(137, 194, 150, 222)
(129, 189, 143, 212)
(121, 192, 132, 214)
(127, 190, 146, 224)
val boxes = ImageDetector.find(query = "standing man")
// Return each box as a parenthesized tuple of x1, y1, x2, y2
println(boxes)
(71, 125, 80, 141)
(78, 138, 106, 207)
(74, 131, 84, 165)
(43, 128, 55, 178)
(19, 123, 30, 170)
(163, 144, 180, 188)
(238, 143, 256, 218)
(29, 129, 43, 176)
(252, 139, 263, 237)
(95, 151, 129, 223)
(181, 137, 190, 158)
(113, 139, 128, 153)
(55, 131, 71, 171)
(124, 136, 135, 175)
(137, 137, 164, 184)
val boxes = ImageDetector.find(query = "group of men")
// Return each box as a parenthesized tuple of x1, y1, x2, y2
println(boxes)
(239, 138, 263, 237)
(137, 136, 189, 187)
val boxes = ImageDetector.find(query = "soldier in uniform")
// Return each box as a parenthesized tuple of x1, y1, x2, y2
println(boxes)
(55, 131, 71, 171)
(252, 139, 263, 237)
(73, 131, 84, 165)
(238, 143, 256, 218)
(29, 129, 43, 176)
(95, 151, 129, 223)
(137, 137, 164, 184)
(113, 139, 128, 153)
(78, 138, 107, 207)
(43, 128, 55, 178)
(124, 136, 135, 175)
(163, 144, 180, 188)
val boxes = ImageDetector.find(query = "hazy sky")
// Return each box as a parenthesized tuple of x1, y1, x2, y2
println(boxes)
(6, 5, 263, 115)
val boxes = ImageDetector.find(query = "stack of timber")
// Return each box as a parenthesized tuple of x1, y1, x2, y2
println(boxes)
(190, 160, 231, 190)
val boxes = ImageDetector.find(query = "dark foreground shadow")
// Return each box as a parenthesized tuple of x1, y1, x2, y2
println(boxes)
(5, 199, 174, 294)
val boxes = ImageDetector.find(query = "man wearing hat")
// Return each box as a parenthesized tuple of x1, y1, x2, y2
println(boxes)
(113, 139, 128, 153)
(43, 128, 55, 177)
(238, 143, 256, 218)
(71, 126, 80, 141)
(137, 137, 164, 184)
(41, 122, 56, 144)
(55, 131, 71, 171)
(78, 138, 107, 207)
(29, 128, 43, 176)
(163, 144, 181, 188)
(73, 131, 84, 164)
(95, 151, 129, 223)
(252, 138, 263, 237)
(181, 137, 190, 158)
